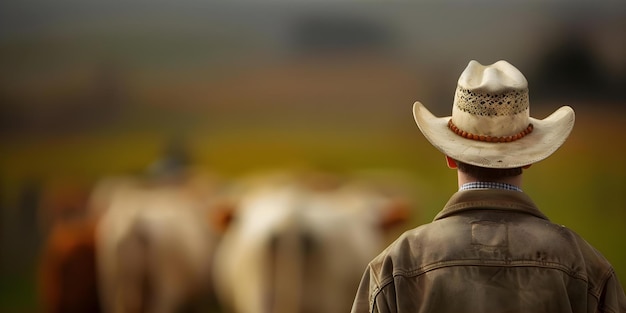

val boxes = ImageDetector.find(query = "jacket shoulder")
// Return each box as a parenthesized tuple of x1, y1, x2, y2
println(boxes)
(557, 226, 620, 295)
(365, 223, 439, 288)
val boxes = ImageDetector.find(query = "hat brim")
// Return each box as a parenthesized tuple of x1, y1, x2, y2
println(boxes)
(412, 101, 575, 168)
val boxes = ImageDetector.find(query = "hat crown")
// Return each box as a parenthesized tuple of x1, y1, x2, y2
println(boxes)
(458, 60, 527, 92)
(452, 60, 530, 139)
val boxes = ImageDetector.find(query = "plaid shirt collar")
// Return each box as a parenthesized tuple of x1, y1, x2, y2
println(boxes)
(459, 181, 523, 193)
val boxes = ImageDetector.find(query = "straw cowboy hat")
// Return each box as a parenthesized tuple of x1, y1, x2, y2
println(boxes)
(412, 60, 575, 168)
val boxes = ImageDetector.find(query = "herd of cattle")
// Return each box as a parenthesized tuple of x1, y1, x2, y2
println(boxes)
(37, 168, 417, 313)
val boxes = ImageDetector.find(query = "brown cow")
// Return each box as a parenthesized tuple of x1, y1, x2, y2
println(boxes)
(38, 218, 101, 313)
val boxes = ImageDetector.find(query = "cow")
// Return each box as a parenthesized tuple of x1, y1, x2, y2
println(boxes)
(94, 170, 226, 313)
(36, 178, 104, 313)
(212, 170, 413, 313)
(38, 218, 101, 313)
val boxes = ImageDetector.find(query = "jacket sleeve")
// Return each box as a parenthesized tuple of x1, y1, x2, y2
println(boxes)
(351, 265, 396, 313)
(598, 269, 626, 313)
(351, 266, 374, 313)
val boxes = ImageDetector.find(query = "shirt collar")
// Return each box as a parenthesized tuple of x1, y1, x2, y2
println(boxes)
(434, 189, 548, 221)
(460, 181, 523, 192)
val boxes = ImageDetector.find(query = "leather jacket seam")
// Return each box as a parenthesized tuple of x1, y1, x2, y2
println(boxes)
(592, 267, 617, 303)
(391, 260, 589, 282)
(436, 203, 547, 221)
(370, 277, 395, 313)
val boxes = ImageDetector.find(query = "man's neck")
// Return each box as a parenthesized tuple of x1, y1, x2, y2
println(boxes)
(457, 171, 523, 189)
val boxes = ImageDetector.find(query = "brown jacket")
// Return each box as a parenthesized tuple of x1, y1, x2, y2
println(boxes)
(351, 189, 626, 313)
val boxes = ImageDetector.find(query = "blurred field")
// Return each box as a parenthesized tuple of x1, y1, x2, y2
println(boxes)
(0, 1, 624, 311)
(1, 102, 625, 311)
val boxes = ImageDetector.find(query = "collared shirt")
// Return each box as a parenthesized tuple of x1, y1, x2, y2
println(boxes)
(459, 181, 522, 192)
(351, 189, 626, 313)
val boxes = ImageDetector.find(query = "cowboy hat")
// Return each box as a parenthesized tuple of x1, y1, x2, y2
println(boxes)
(412, 60, 575, 169)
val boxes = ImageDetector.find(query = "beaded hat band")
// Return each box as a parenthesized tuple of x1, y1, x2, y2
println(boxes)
(448, 119, 533, 143)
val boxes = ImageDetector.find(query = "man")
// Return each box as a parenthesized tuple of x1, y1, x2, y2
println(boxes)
(351, 60, 626, 313)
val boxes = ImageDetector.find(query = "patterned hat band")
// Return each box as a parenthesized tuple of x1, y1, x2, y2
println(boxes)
(449, 85, 533, 142)
(455, 87, 529, 116)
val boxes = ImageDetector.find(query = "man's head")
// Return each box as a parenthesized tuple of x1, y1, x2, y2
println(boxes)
(412, 60, 575, 170)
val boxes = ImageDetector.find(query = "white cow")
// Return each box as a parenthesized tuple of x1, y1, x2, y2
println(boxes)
(94, 172, 225, 313)
(212, 171, 412, 313)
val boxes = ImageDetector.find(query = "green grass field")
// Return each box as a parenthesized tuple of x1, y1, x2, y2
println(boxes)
(1, 105, 625, 312)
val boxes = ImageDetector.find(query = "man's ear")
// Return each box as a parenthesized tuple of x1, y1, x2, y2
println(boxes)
(445, 156, 458, 169)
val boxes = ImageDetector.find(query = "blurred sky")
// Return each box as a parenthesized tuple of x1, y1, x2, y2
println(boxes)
(0, 0, 624, 136)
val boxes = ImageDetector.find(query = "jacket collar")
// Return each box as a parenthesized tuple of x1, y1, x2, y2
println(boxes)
(433, 189, 549, 221)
